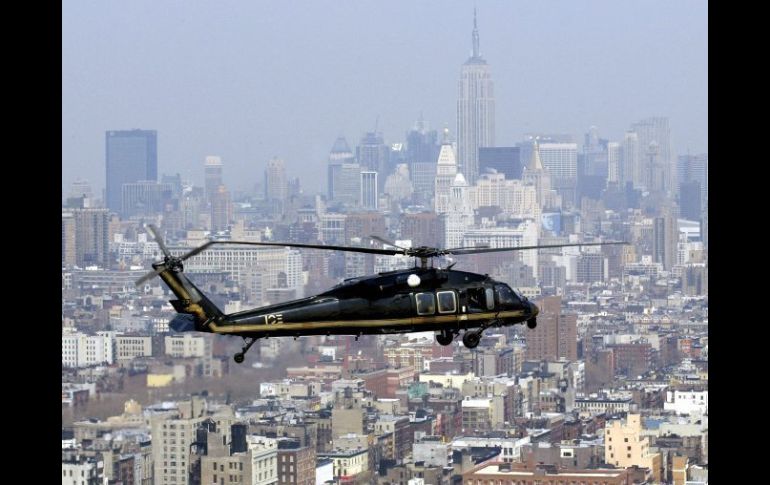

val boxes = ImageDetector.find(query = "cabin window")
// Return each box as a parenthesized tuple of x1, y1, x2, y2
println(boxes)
(436, 291, 457, 314)
(415, 293, 436, 315)
(485, 288, 495, 310)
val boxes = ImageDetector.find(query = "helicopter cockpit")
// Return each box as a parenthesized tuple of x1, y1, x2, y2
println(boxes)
(494, 283, 527, 310)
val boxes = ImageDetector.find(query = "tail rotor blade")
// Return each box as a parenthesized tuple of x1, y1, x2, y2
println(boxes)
(135, 268, 161, 286)
(179, 241, 216, 261)
(148, 224, 171, 258)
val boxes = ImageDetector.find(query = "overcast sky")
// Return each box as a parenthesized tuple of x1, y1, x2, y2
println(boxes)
(62, 0, 707, 195)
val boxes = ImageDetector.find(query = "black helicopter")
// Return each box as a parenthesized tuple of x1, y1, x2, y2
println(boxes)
(136, 226, 625, 363)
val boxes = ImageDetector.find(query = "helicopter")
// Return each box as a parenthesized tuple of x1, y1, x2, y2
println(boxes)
(136, 225, 626, 363)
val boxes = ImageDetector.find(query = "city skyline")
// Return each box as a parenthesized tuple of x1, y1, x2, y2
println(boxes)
(62, 1, 707, 194)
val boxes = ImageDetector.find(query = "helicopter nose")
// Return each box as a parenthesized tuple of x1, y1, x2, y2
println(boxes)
(530, 302, 539, 317)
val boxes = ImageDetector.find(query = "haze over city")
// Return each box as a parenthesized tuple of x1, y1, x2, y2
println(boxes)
(62, 0, 707, 194)
(62, 3, 708, 484)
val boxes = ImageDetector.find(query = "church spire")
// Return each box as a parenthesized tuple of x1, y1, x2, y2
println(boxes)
(472, 8, 480, 58)
(528, 139, 545, 171)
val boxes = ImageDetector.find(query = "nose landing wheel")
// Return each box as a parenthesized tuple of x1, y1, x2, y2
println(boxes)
(527, 318, 537, 329)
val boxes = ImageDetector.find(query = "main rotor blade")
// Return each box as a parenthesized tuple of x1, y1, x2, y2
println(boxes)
(148, 224, 171, 258)
(178, 240, 405, 258)
(135, 268, 161, 286)
(446, 241, 627, 256)
(368, 235, 406, 250)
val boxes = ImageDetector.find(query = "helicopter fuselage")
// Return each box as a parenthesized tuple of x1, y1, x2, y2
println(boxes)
(203, 267, 538, 339)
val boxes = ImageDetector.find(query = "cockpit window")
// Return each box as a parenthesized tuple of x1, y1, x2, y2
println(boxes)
(495, 284, 521, 306)
(415, 292, 436, 315)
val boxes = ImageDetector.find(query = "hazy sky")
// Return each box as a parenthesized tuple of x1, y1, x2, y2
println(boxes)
(62, 0, 707, 195)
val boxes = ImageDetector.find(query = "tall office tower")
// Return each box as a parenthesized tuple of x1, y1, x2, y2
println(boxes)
(357, 131, 388, 190)
(525, 296, 577, 361)
(443, 173, 474, 248)
(327, 136, 355, 199)
(653, 209, 679, 270)
(61, 208, 111, 267)
(679, 181, 702, 221)
(607, 142, 622, 184)
(582, 126, 603, 175)
(457, 9, 495, 184)
(623, 131, 642, 188)
(161, 173, 183, 199)
(210, 185, 232, 232)
(677, 153, 708, 206)
(121, 180, 172, 218)
(265, 157, 287, 203)
(105, 129, 157, 215)
(434, 136, 459, 214)
(360, 171, 378, 210)
(630, 117, 673, 194)
(539, 141, 578, 205)
(406, 119, 440, 200)
(332, 163, 362, 208)
(478, 147, 522, 179)
(62, 213, 76, 266)
(204, 156, 223, 202)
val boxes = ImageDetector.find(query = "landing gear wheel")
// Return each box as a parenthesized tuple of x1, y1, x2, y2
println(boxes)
(233, 353, 245, 364)
(462, 331, 481, 349)
(435, 331, 454, 346)
(527, 318, 537, 329)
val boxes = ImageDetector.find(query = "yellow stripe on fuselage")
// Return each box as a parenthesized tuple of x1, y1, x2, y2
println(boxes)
(208, 310, 527, 334)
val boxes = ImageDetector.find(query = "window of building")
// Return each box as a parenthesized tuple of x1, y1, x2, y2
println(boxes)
(624, 438, 628, 442)
(416, 293, 436, 315)
(436, 290, 457, 313)
(627, 454, 631, 458)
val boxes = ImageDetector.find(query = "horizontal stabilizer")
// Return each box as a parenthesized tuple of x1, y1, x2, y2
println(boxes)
(169, 314, 197, 332)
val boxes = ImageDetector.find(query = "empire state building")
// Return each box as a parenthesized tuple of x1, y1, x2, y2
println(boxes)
(457, 9, 495, 185)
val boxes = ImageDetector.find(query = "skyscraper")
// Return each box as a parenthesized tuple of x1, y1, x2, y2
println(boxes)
(457, 9, 495, 184)
(327, 136, 355, 200)
(434, 133, 459, 214)
(210, 185, 232, 232)
(357, 131, 389, 191)
(204, 156, 223, 202)
(61, 208, 111, 267)
(653, 209, 679, 270)
(105, 129, 157, 215)
(629, 117, 673, 194)
(406, 118, 440, 201)
(265, 157, 288, 204)
(360, 171, 378, 210)
(677, 153, 708, 207)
